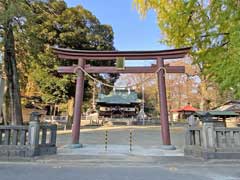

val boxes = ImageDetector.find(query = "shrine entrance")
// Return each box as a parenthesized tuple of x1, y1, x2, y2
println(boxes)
(53, 47, 190, 148)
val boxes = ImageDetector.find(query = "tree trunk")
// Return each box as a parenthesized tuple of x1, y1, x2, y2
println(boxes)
(67, 97, 74, 127)
(3, 22, 23, 125)
(199, 77, 209, 111)
(2, 83, 10, 125)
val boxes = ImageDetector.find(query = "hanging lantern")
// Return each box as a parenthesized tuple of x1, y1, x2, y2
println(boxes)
(116, 57, 125, 70)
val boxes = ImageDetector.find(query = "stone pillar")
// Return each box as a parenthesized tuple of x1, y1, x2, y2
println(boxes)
(71, 58, 85, 147)
(28, 112, 41, 147)
(202, 121, 215, 149)
(201, 113, 217, 159)
(157, 57, 174, 149)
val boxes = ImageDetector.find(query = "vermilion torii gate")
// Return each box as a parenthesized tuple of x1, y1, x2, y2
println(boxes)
(53, 47, 190, 148)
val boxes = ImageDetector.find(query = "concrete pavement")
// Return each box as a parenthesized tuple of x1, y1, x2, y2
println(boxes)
(1, 157, 240, 180)
(58, 144, 184, 156)
(1, 126, 240, 180)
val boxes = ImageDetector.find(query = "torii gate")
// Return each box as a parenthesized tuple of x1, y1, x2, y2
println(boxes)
(53, 47, 190, 148)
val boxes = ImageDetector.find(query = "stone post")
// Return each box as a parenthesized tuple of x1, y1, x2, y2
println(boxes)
(202, 122, 215, 149)
(28, 112, 41, 147)
(201, 113, 216, 159)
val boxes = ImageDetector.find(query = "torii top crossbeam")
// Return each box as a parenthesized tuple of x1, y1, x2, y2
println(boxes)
(52, 47, 190, 60)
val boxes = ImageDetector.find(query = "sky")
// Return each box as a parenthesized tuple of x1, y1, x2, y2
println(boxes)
(65, 0, 168, 51)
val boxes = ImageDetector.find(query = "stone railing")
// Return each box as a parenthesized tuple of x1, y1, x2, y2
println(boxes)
(0, 126, 28, 146)
(185, 123, 240, 159)
(43, 115, 68, 130)
(185, 127, 202, 147)
(214, 127, 240, 150)
(0, 112, 57, 158)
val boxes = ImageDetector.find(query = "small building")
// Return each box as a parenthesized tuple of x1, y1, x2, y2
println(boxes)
(212, 100, 240, 127)
(171, 104, 198, 122)
(214, 100, 240, 114)
(96, 89, 141, 118)
(194, 110, 239, 127)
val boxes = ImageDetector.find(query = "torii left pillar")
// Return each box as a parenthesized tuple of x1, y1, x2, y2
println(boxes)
(72, 58, 85, 147)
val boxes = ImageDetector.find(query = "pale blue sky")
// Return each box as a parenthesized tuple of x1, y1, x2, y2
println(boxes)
(65, 0, 168, 51)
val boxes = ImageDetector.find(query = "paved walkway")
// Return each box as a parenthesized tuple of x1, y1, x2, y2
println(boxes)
(58, 144, 183, 157)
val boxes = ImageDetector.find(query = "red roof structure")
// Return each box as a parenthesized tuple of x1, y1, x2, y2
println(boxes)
(171, 105, 198, 112)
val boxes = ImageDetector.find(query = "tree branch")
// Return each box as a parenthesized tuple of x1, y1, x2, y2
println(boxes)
(185, 72, 199, 79)
(201, 32, 230, 38)
(220, 41, 229, 47)
(180, 10, 194, 38)
(186, 10, 194, 26)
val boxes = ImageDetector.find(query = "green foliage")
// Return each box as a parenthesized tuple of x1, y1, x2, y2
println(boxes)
(134, 0, 240, 98)
(0, 0, 118, 108)
(0, 0, 44, 124)
(30, 2, 114, 50)
(31, 67, 70, 104)
(0, 0, 30, 26)
(14, 0, 117, 106)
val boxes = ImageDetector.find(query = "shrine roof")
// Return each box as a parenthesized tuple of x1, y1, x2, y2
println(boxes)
(194, 111, 239, 117)
(97, 89, 141, 105)
(171, 105, 198, 112)
(215, 104, 240, 112)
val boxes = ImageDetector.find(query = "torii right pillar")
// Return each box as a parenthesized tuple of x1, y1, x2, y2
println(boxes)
(157, 57, 174, 149)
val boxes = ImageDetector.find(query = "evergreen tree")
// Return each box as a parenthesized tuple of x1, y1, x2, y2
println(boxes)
(0, 0, 35, 124)
(22, 1, 117, 107)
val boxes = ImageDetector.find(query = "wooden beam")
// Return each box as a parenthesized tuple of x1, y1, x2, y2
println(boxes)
(86, 66, 156, 73)
(58, 66, 75, 74)
(58, 66, 185, 74)
(53, 47, 191, 60)
(56, 53, 187, 60)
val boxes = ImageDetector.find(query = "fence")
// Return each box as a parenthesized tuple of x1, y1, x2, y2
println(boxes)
(0, 112, 57, 158)
(44, 115, 68, 130)
(185, 122, 240, 159)
(214, 127, 240, 150)
(185, 127, 202, 147)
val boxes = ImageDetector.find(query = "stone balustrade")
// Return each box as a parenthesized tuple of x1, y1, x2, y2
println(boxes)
(185, 122, 240, 159)
(0, 112, 57, 158)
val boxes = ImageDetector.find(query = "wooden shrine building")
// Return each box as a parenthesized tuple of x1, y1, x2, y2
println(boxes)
(97, 89, 141, 118)
(53, 47, 190, 148)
